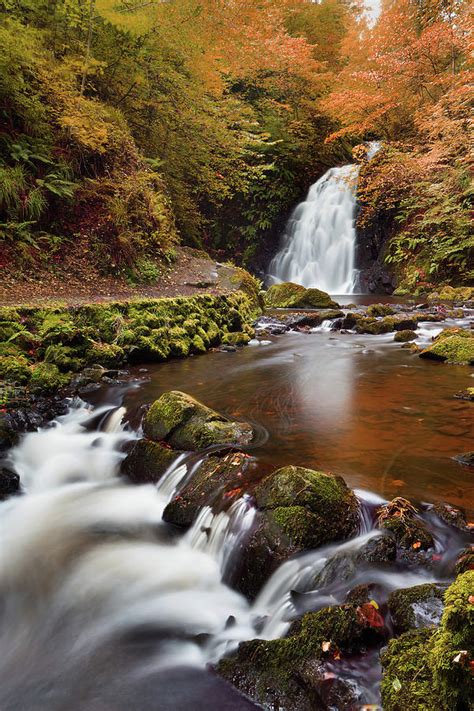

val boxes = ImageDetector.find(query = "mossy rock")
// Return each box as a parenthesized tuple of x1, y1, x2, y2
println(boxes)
(381, 628, 439, 710)
(0, 355, 31, 384)
(314, 534, 396, 588)
(222, 332, 251, 346)
(382, 572, 474, 711)
(122, 439, 184, 485)
(44, 344, 84, 372)
(427, 286, 473, 303)
(143, 390, 253, 450)
(379, 513, 434, 550)
(85, 342, 126, 367)
(29, 362, 67, 392)
(394, 317, 418, 331)
(218, 603, 386, 710)
(163, 451, 250, 527)
(388, 583, 446, 633)
(394, 329, 417, 343)
(367, 303, 396, 317)
(419, 328, 474, 364)
(265, 282, 339, 309)
(235, 467, 359, 598)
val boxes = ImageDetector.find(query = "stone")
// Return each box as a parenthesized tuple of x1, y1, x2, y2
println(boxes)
(122, 440, 184, 485)
(453, 451, 474, 467)
(264, 282, 339, 309)
(142, 391, 253, 450)
(163, 451, 250, 527)
(0, 467, 20, 500)
(388, 583, 447, 632)
(419, 328, 474, 364)
(377, 497, 434, 551)
(394, 329, 417, 342)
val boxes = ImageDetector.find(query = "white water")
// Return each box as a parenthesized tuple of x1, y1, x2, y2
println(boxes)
(268, 142, 381, 294)
(0, 398, 441, 708)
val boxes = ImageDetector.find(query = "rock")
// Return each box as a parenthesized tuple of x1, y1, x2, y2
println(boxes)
(0, 467, 20, 500)
(315, 534, 396, 587)
(394, 329, 417, 342)
(419, 328, 474, 364)
(122, 440, 184, 485)
(0, 413, 19, 451)
(426, 285, 473, 303)
(388, 583, 447, 633)
(394, 317, 418, 330)
(454, 387, 474, 401)
(381, 571, 474, 711)
(454, 546, 474, 575)
(142, 391, 253, 450)
(264, 282, 339, 309)
(367, 303, 396, 317)
(163, 451, 250, 527)
(453, 451, 474, 467)
(235, 466, 359, 598)
(377, 497, 434, 551)
(432, 502, 469, 531)
(218, 603, 386, 711)
(221, 332, 251, 346)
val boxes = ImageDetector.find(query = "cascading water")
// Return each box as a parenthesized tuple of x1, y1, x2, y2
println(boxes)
(268, 142, 380, 294)
(0, 393, 462, 709)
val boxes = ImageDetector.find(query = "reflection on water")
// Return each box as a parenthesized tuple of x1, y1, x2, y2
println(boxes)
(122, 330, 473, 513)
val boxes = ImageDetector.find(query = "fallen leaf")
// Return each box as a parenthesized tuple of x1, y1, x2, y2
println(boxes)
(321, 641, 331, 653)
(369, 599, 379, 610)
(468, 596, 474, 604)
(412, 541, 422, 549)
(392, 677, 402, 692)
(357, 603, 385, 628)
(453, 651, 468, 664)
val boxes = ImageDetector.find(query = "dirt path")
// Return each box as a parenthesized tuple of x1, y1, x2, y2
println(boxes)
(0, 247, 229, 306)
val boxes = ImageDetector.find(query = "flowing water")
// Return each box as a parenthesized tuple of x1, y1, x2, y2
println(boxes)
(1, 306, 472, 710)
(267, 143, 380, 294)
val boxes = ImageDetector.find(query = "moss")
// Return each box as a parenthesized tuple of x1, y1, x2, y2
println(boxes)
(380, 515, 434, 550)
(37, 311, 80, 343)
(381, 629, 439, 710)
(270, 506, 321, 548)
(29, 362, 67, 392)
(85, 342, 125, 367)
(367, 303, 396, 317)
(420, 329, 474, 364)
(222, 331, 251, 346)
(255, 466, 359, 544)
(122, 439, 183, 484)
(388, 583, 445, 632)
(265, 282, 338, 309)
(0, 354, 31, 384)
(394, 329, 417, 342)
(427, 286, 474, 303)
(44, 344, 83, 372)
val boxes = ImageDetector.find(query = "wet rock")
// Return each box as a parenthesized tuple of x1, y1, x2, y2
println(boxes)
(0, 413, 19, 451)
(394, 329, 417, 342)
(419, 328, 474, 364)
(381, 571, 474, 711)
(254, 315, 288, 335)
(218, 603, 386, 711)
(367, 303, 396, 317)
(221, 332, 251, 347)
(264, 282, 339, 309)
(163, 451, 250, 527)
(393, 317, 418, 331)
(143, 391, 253, 450)
(0, 467, 20, 500)
(388, 583, 447, 633)
(122, 440, 184, 485)
(432, 502, 470, 531)
(426, 285, 473, 303)
(454, 545, 474, 575)
(315, 534, 396, 587)
(453, 451, 474, 467)
(377, 497, 434, 551)
(454, 387, 474, 401)
(236, 467, 360, 598)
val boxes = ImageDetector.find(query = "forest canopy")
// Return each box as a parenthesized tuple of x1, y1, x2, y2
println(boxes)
(0, 0, 472, 285)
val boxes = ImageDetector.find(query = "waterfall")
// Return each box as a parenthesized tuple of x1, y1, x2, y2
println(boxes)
(268, 142, 380, 295)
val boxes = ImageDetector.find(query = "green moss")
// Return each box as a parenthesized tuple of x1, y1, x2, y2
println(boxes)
(222, 331, 251, 346)
(367, 303, 396, 317)
(394, 329, 417, 342)
(270, 506, 321, 547)
(380, 515, 433, 550)
(85, 342, 125, 367)
(420, 328, 474, 364)
(44, 344, 83, 371)
(0, 354, 31, 383)
(388, 583, 445, 632)
(265, 282, 338, 309)
(29, 362, 67, 391)
(37, 311, 80, 343)
(427, 286, 473, 303)
(381, 629, 439, 710)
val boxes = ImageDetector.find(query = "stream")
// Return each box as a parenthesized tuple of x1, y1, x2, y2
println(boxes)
(1, 300, 472, 710)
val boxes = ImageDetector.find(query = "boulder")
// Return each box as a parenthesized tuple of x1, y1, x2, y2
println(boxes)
(377, 497, 434, 551)
(264, 282, 339, 309)
(394, 329, 417, 342)
(432, 502, 469, 531)
(0, 467, 20, 500)
(143, 391, 253, 450)
(314, 534, 396, 588)
(367, 303, 396, 317)
(453, 451, 474, 467)
(235, 467, 359, 597)
(122, 440, 184, 485)
(163, 451, 250, 527)
(420, 328, 474, 364)
(388, 583, 447, 633)
(218, 603, 386, 711)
